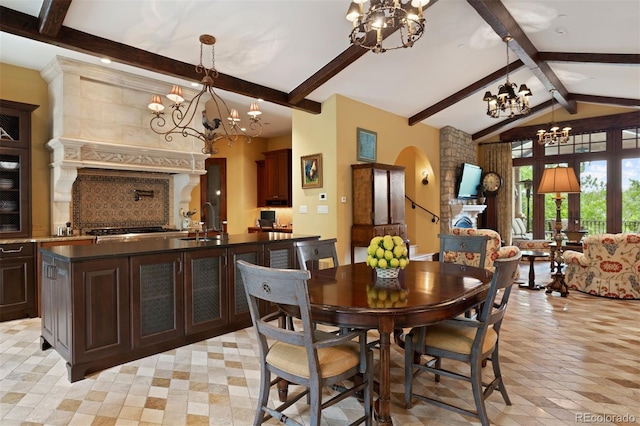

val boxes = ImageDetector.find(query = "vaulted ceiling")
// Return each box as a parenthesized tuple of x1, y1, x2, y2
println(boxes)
(1, 0, 638, 141)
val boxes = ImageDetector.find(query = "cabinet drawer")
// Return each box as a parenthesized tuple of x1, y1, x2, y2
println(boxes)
(0, 242, 34, 258)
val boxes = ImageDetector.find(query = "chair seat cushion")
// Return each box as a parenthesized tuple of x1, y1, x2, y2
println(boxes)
(266, 330, 361, 379)
(411, 323, 498, 355)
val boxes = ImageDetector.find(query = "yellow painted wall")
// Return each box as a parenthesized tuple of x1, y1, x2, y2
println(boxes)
(0, 63, 50, 237)
(292, 95, 441, 264)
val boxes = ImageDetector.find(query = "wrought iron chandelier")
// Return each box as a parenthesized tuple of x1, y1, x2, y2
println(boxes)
(148, 35, 263, 155)
(482, 36, 533, 118)
(345, 0, 429, 53)
(537, 89, 571, 145)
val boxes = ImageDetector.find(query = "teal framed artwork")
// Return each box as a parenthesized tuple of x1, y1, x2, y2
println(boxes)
(357, 128, 377, 162)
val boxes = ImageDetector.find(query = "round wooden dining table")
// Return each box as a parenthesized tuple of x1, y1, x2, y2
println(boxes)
(305, 261, 492, 426)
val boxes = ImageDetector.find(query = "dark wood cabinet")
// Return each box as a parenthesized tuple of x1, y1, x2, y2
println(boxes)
(0, 100, 37, 239)
(0, 242, 36, 321)
(351, 163, 407, 262)
(184, 247, 227, 335)
(39, 236, 318, 382)
(257, 149, 292, 207)
(131, 253, 184, 348)
(41, 253, 129, 382)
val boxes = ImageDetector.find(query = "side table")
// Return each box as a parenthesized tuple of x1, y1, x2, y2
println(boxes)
(518, 250, 550, 290)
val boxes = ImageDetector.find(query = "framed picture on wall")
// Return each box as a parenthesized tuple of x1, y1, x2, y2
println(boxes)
(301, 153, 323, 189)
(357, 128, 377, 162)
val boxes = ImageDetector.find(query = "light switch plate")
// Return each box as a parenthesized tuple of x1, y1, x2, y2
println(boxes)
(299, 205, 308, 214)
(317, 205, 329, 214)
(341, 196, 347, 203)
(319, 193, 327, 201)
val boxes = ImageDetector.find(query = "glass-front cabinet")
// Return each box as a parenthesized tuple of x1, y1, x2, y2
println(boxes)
(0, 100, 38, 239)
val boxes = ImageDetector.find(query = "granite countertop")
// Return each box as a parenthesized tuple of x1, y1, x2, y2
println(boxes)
(39, 232, 318, 261)
(0, 235, 97, 244)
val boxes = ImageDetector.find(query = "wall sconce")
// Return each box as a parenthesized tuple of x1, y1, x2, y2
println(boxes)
(421, 171, 429, 185)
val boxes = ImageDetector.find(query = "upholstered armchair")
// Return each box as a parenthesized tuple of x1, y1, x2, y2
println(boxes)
(563, 233, 640, 299)
(448, 228, 520, 275)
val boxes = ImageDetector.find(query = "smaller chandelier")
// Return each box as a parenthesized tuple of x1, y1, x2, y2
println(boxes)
(345, 0, 429, 53)
(537, 89, 571, 145)
(482, 36, 532, 118)
(148, 34, 262, 155)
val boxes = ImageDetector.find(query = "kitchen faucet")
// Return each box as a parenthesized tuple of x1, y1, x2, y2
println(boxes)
(201, 201, 220, 240)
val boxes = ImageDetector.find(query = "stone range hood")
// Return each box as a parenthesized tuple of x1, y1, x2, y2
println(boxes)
(41, 57, 209, 231)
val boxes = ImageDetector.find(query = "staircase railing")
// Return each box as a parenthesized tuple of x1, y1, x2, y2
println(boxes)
(405, 195, 440, 224)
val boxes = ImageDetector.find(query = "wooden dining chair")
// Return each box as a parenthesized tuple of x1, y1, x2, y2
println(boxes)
(403, 250, 522, 426)
(236, 260, 373, 426)
(294, 238, 339, 271)
(438, 233, 491, 269)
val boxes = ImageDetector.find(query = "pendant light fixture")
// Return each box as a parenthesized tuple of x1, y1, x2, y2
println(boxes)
(482, 36, 533, 118)
(148, 35, 263, 155)
(537, 89, 572, 145)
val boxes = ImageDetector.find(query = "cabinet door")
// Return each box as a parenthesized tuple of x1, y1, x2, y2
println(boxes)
(0, 100, 36, 239)
(256, 160, 266, 207)
(0, 243, 35, 321)
(228, 244, 263, 325)
(0, 147, 30, 238)
(131, 253, 184, 348)
(184, 248, 227, 335)
(40, 254, 72, 361)
(72, 258, 130, 363)
(372, 168, 389, 225)
(389, 168, 405, 224)
(40, 252, 56, 349)
(264, 149, 291, 206)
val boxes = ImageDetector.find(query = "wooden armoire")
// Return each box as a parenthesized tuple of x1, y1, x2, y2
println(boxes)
(350, 163, 407, 262)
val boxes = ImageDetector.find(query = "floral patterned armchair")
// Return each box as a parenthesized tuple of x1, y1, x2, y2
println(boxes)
(563, 233, 640, 299)
(447, 228, 521, 276)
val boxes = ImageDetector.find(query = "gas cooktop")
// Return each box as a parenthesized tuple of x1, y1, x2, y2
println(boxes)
(86, 227, 180, 236)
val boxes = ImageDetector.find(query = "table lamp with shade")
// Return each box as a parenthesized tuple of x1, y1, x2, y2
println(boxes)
(538, 166, 581, 296)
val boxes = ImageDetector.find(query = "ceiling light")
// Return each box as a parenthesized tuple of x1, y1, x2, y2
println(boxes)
(537, 89, 571, 145)
(148, 34, 263, 155)
(482, 36, 532, 118)
(346, 0, 428, 53)
(100, 58, 111, 64)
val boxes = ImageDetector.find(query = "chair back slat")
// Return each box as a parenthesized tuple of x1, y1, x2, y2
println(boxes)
(439, 234, 491, 269)
(477, 251, 522, 330)
(294, 238, 339, 271)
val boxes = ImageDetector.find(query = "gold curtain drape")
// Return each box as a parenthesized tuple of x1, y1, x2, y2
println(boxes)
(480, 143, 513, 243)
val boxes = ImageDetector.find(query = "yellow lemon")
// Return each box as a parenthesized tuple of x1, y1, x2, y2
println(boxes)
(399, 258, 407, 268)
(384, 250, 394, 261)
(377, 258, 388, 269)
(369, 257, 378, 268)
(392, 236, 404, 246)
(370, 236, 383, 246)
(376, 247, 385, 259)
(383, 237, 394, 250)
(390, 258, 400, 268)
(393, 245, 404, 258)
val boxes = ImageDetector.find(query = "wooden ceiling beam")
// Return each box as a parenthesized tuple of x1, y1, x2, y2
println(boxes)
(538, 52, 640, 64)
(499, 110, 640, 141)
(38, 0, 72, 37)
(288, 0, 439, 105)
(466, 0, 577, 114)
(409, 60, 524, 125)
(0, 6, 321, 115)
(570, 94, 640, 107)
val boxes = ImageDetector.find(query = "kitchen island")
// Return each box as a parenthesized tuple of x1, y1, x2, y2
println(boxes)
(39, 232, 319, 382)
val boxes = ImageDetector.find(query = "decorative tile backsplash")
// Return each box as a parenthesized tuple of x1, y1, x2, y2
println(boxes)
(72, 169, 172, 230)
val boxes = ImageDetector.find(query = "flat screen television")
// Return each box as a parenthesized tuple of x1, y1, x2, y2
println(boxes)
(456, 163, 483, 199)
